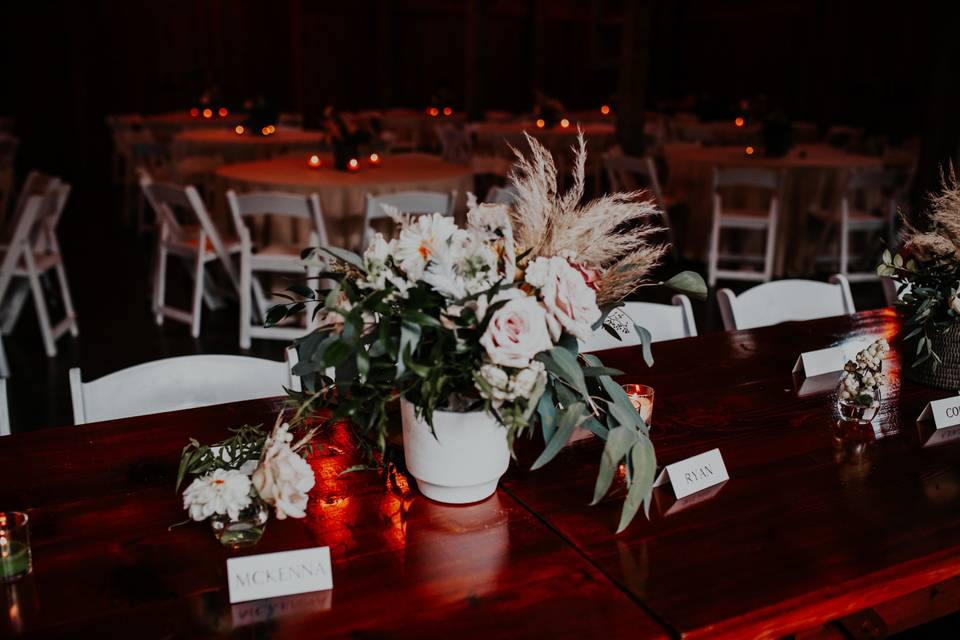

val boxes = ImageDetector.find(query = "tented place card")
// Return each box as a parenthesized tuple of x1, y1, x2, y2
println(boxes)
(793, 346, 846, 378)
(653, 448, 729, 500)
(227, 547, 333, 604)
(917, 394, 960, 430)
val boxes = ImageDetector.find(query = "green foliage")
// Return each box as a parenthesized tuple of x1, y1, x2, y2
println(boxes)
(879, 248, 956, 368)
(175, 424, 266, 491)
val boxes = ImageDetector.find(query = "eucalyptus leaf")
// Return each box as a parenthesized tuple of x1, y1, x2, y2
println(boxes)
(536, 347, 591, 401)
(616, 436, 656, 533)
(531, 402, 586, 470)
(591, 425, 639, 505)
(662, 270, 708, 301)
(634, 324, 654, 367)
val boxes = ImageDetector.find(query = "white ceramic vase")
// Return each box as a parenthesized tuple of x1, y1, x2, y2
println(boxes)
(400, 398, 510, 504)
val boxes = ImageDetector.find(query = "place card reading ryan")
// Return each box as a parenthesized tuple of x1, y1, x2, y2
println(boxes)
(653, 448, 729, 500)
(227, 547, 333, 604)
(917, 394, 960, 431)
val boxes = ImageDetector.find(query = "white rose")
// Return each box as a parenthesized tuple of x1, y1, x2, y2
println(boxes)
(525, 257, 601, 340)
(479, 291, 553, 368)
(252, 423, 316, 520)
(182, 468, 252, 522)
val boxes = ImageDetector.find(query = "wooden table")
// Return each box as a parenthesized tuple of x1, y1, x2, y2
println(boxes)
(2, 309, 959, 638)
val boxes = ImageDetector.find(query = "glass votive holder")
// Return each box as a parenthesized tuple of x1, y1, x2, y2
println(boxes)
(622, 384, 655, 427)
(0, 512, 31, 582)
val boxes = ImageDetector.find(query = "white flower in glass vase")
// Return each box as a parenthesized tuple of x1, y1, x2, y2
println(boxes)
(182, 468, 253, 521)
(252, 423, 316, 520)
(525, 256, 602, 340)
(479, 289, 554, 368)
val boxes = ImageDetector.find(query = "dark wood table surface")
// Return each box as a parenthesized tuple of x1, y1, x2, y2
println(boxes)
(2, 308, 959, 638)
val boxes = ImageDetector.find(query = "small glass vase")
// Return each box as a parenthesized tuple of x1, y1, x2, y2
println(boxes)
(836, 388, 881, 424)
(210, 498, 269, 549)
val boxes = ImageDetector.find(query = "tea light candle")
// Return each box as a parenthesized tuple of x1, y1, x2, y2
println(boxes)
(535, 118, 546, 128)
(347, 158, 360, 171)
(234, 125, 245, 135)
(560, 118, 570, 128)
(190, 107, 199, 118)
(734, 116, 745, 127)
(308, 154, 322, 169)
(442, 106, 453, 116)
(600, 104, 611, 116)
(745, 145, 755, 156)
(202, 108, 213, 119)
(427, 107, 439, 117)
(218, 107, 228, 117)
(621, 384, 654, 426)
(368, 152, 381, 167)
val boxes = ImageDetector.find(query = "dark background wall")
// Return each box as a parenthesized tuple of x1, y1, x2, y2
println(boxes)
(0, 0, 953, 189)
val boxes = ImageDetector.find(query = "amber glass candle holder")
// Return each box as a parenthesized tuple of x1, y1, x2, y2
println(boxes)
(622, 384, 654, 428)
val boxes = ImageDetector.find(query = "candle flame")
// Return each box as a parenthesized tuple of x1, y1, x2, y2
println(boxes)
(202, 108, 213, 118)
(535, 118, 545, 128)
(234, 125, 244, 134)
(348, 158, 359, 169)
(309, 154, 321, 167)
(560, 118, 570, 128)
(600, 104, 611, 115)
(735, 116, 745, 127)
(189, 108, 199, 117)
(745, 146, 755, 155)
(428, 107, 439, 117)
(218, 107, 228, 117)
(442, 106, 452, 116)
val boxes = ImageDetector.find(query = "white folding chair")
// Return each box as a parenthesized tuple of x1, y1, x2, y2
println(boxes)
(69, 354, 300, 425)
(227, 189, 328, 349)
(0, 185, 79, 357)
(717, 275, 855, 331)
(707, 167, 781, 286)
(0, 379, 9, 436)
(141, 172, 240, 337)
(837, 168, 902, 282)
(580, 296, 697, 352)
(362, 190, 456, 250)
(604, 153, 679, 258)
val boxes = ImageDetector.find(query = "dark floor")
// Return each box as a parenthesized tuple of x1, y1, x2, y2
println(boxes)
(3, 179, 889, 433)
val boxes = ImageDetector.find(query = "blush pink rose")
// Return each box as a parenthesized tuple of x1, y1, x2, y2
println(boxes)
(479, 290, 554, 368)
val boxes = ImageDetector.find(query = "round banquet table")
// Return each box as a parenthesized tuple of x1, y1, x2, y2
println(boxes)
(172, 128, 327, 164)
(215, 152, 474, 249)
(142, 110, 245, 137)
(664, 143, 886, 276)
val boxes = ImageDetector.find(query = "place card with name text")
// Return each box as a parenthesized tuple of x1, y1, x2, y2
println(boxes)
(653, 448, 729, 500)
(917, 394, 960, 431)
(227, 547, 333, 604)
(792, 346, 846, 379)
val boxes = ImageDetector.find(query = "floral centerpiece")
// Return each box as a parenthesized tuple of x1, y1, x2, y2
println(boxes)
(270, 134, 706, 532)
(836, 339, 889, 423)
(322, 105, 375, 170)
(176, 414, 319, 548)
(878, 167, 960, 387)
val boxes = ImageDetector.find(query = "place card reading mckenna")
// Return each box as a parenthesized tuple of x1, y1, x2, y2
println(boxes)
(653, 448, 729, 500)
(227, 547, 333, 604)
(917, 394, 960, 431)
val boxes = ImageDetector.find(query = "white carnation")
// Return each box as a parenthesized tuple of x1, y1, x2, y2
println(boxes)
(183, 468, 252, 522)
